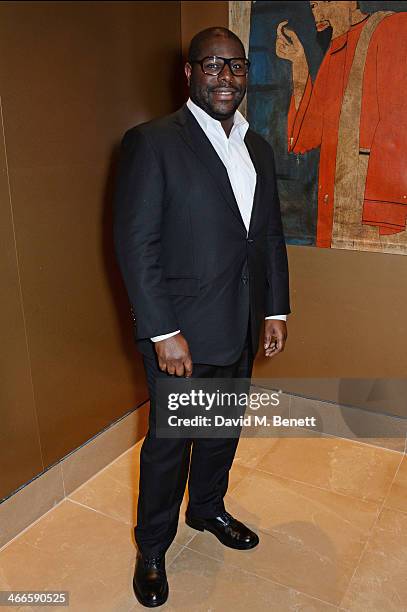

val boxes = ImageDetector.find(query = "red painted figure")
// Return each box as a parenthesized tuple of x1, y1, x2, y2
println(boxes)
(277, 2, 407, 248)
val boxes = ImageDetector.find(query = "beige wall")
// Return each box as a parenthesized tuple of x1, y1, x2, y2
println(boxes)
(180, 1, 228, 58)
(254, 246, 407, 379)
(0, 1, 182, 502)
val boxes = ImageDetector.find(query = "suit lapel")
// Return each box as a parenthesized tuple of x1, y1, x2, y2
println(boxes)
(244, 130, 263, 237)
(174, 105, 246, 230)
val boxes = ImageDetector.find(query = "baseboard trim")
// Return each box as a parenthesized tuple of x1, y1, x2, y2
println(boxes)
(0, 401, 149, 550)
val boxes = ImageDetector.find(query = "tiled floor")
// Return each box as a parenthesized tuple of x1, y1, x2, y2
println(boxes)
(1, 432, 407, 611)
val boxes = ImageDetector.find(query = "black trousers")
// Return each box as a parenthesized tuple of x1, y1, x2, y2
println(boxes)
(135, 317, 255, 557)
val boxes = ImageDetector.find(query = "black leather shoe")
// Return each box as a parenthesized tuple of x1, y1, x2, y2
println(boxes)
(185, 510, 259, 550)
(132, 553, 169, 608)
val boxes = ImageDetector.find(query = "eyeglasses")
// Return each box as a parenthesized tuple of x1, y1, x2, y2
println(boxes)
(189, 56, 250, 76)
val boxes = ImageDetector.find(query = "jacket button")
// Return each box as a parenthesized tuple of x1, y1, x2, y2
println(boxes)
(241, 276, 248, 285)
(247, 238, 254, 244)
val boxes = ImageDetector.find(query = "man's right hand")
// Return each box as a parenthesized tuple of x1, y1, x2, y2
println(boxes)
(154, 333, 193, 377)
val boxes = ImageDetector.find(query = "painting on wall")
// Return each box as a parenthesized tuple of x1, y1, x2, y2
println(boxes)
(230, 1, 407, 254)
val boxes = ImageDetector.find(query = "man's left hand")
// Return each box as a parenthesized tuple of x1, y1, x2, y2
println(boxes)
(264, 319, 287, 358)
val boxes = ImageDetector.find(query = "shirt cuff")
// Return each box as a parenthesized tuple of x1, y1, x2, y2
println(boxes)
(151, 330, 181, 342)
(265, 315, 287, 321)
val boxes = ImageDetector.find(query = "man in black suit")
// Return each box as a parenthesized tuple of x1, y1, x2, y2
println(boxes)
(114, 27, 290, 607)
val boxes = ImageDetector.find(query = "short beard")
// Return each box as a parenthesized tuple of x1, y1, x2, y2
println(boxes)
(190, 87, 245, 121)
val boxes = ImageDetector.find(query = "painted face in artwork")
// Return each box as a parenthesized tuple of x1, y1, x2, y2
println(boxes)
(310, 1, 358, 36)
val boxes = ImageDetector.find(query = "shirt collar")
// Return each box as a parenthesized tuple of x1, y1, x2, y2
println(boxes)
(186, 97, 249, 140)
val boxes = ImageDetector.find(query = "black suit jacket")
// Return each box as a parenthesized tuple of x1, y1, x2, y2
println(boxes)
(113, 104, 290, 365)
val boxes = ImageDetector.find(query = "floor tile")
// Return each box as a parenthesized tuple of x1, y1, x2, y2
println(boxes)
(0, 499, 180, 611)
(68, 439, 252, 550)
(227, 462, 252, 491)
(256, 437, 402, 503)
(384, 456, 407, 514)
(186, 469, 379, 606)
(233, 435, 279, 469)
(68, 441, 142, 527)
(164, 546, 339, 611)
(341, 508, 407, 611)
(2, 426, 406, 611)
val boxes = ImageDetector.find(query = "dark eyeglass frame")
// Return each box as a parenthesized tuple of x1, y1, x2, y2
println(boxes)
(189, 56, 251, 76)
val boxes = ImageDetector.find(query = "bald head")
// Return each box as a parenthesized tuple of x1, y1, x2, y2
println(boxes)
(188, 27, 245, 62)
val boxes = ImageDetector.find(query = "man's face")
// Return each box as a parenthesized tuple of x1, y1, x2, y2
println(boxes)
(185, 35, 247, 121)
(310, 1, 355, 33)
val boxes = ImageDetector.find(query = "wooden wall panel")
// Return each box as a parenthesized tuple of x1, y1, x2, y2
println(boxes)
(0, 98, 42, 501)
(0, 1, 182, 495)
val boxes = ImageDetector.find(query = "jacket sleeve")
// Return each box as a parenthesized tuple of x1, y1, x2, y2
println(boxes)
(265, 147, 291, 316)
(113, 127, 179, 339)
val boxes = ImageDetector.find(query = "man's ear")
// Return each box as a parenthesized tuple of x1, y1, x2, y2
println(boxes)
(184, 62, 192, 87)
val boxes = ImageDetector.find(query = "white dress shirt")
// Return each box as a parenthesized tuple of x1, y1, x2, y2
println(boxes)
(151, 98, 287, 342)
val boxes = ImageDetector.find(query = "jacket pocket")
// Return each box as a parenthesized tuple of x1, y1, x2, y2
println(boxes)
(166, 276, 200, 296)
